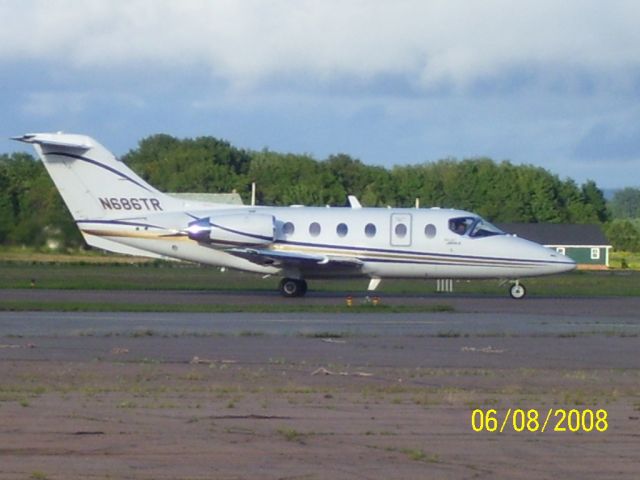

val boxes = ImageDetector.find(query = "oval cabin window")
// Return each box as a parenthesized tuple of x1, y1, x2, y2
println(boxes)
(365, 223, 377, 237)
(282, 222, 295, 235)
(309, 222, 321, 237)
(336, 223, 348, 237)
(395, 223, 407, 238)
(424, 224, 436, 238)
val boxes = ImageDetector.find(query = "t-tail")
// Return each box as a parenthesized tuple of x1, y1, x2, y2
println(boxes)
(12, 132, 185, 220)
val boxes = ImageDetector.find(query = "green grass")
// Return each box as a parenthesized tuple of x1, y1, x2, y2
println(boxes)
(610, 251, 640, 270)
(277, 428, 308, 443)
(29, 472, 49, 480)
(0, 257, 639, 297)
(400, 448, 440, 463)
(0, 261, 263, 291)
(0, 246, 153, 264)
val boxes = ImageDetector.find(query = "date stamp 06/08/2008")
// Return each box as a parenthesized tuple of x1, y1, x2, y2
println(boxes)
(471, 408, 609, 433)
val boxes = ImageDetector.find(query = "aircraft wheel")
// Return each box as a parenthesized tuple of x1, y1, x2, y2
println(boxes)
(280, 278, 307, 297)
(509, 282, 526, 300)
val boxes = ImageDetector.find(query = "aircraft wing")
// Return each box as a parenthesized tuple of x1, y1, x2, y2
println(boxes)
(226, 247, 363, 271)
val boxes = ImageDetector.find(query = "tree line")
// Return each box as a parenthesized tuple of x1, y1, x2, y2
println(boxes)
(1, 133, 638, 251)
(605, 188, 640, 252)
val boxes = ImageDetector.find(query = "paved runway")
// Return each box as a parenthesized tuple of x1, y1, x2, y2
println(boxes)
(1, 293, 639, 337)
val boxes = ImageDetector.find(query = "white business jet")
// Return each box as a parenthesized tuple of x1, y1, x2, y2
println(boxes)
(14, 132, 576, 299)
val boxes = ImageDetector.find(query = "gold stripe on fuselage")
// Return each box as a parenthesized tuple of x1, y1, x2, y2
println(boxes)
(81, 229, 191, 241)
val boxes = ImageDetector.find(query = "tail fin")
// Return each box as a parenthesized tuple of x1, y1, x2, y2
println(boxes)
(13, 132, 183, 220)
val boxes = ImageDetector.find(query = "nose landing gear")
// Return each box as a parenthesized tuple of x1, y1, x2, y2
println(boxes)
(279, 278, 308, 297)
(509, 280, 526, 299)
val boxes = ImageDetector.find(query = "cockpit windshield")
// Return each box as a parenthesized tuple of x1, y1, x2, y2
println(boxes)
(469, 218, 504, 237)
(448, 216, 505, 238)
(448, 217, 475, 236)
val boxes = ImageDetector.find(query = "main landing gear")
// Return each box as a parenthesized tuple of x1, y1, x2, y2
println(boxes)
(509, 280, 526, 300)
(279, 278, 308, 297)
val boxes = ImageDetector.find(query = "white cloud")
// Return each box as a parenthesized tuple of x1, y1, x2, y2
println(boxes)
(21, 91, 90, 117)
(1, 0, 639, 91)
(3, 0, 639, 188)
(20, 90, 145, 118)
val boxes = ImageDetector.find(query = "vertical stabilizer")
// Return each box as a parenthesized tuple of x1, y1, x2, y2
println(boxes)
(12, 132, 183, 220)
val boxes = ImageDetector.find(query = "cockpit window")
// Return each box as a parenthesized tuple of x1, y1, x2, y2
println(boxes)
(469, 218, 504, 238)
(448, 217, 475, 236)
(448, 216, 505, 238)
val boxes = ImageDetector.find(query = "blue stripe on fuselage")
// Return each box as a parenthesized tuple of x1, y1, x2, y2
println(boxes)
(273, 239, 573, 267)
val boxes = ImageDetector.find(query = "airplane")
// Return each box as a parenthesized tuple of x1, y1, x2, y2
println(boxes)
(13, 132, 576, 299)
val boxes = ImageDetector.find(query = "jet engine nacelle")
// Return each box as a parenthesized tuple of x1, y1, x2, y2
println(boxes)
(187, 213, 274, 246)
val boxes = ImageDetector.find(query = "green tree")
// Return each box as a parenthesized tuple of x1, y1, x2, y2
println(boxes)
(605, 220, 640, 252)
(609, 187, 640, 219)
(324, 154, 394, 206)
(0, 153, 81, 248)
(123, 134, 252, 197)
(580, 180, 609, 223)
(249, 150, 342, 205)
(0, 160, 15, 243)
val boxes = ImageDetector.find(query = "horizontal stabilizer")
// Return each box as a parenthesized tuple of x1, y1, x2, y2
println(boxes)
(12, 133, 92, 150)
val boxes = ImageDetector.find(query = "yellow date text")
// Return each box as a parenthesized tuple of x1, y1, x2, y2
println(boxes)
(470, 408, 608, 433)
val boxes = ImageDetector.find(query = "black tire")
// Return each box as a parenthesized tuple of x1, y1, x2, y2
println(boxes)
(509, 283, 526, 299)
(279, 278, 307, 297)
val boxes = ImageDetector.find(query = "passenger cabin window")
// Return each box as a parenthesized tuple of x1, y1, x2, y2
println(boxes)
(336, 223, 348, 237)
(309, 222, 321, 237)
(448, 217, 504, 238)
(365, 223, 376, 237)
(424, 224, 436, 238)
(395, 223, 407, 238)
(282, 222, 295, 235)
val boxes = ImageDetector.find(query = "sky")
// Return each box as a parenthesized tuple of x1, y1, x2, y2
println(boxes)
(1, 0, 639, 189)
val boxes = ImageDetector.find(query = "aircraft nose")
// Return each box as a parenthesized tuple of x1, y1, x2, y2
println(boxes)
(549, 249, 577, 273)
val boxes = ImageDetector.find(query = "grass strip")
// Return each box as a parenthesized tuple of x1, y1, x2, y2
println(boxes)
(1, 263, 639, 296)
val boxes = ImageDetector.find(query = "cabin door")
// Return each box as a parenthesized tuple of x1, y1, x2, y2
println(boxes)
(390, 213, 412, 247)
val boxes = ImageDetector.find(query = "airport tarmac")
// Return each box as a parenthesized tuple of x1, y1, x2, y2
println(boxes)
(1, 290, 640, 338)
(1, 293, 639, 479)
(3, 287, 640, 314)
